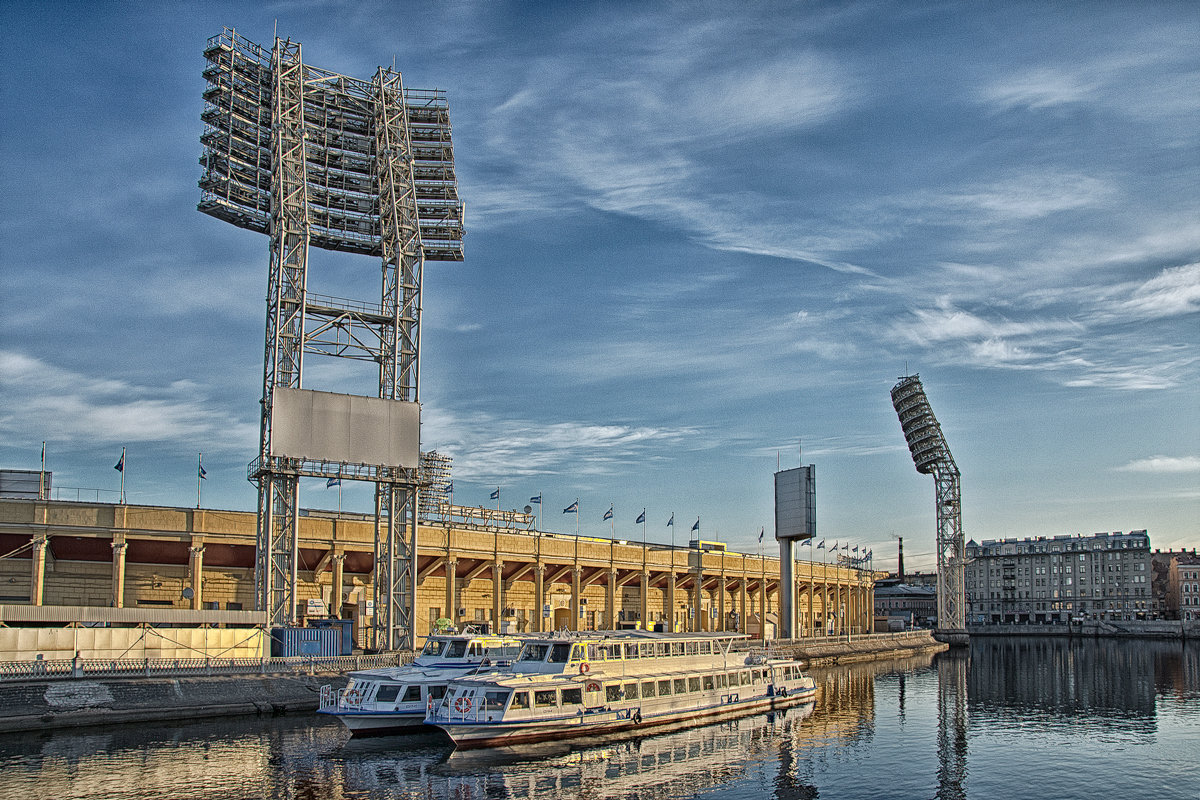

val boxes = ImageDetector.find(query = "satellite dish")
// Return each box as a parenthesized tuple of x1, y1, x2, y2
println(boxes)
(523, 505, 533, 514)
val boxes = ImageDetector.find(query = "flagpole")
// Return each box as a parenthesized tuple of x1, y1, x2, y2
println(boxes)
(119, 447, 125, 504)
(196, 452, 203, 509)
(40, 442, 46, 500)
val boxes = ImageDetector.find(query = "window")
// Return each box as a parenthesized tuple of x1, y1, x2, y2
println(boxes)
(641, 681, 656, 698)
(375, 685, 401, 703)
(534, 690, 557, 708)
(688, 677, 701, 693)
(700, 641, 712, 654)
(549, 643, 571, 663)
(421, 639, 445, 657)
(715, 674, 727, 689)
(520, 643, 549, 662)
(446, 641, 467, 658)
(624, 682, 639, 699)
(658, 679, 672, 696)
(606, 684, 623, 702)
(428, 685, 447, 701)
(510, 691, 530, 709)
(402, 685, 422, 702)
(674, 678, 687, 695)
(560, 688, 582, 706)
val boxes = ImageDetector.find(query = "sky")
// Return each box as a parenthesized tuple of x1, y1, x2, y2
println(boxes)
(1, 1, 1197, 571)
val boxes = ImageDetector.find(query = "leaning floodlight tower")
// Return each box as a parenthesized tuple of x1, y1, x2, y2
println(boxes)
(198, 28, 465, 650)
(891, 375, 968, 645)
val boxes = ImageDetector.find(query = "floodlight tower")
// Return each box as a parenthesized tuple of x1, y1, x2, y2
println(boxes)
(199, 28, 464, 650)
(890, 375, 968, 645)
(774, 465, 815, 640)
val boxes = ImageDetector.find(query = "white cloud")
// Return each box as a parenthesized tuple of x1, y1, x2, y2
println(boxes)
(1115, 456, 1200, 474)
(1118, 262, 1200, 319)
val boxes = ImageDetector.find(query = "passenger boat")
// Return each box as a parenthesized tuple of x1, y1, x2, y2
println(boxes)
(318, 629, 523, 735)
(426, 630, 816, 748)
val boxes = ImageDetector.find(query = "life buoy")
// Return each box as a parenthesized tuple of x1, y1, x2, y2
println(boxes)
(585, 681, 601, 693)
(579, 662, 590, 674)
(454, 695, 472, 713)
(632, 710, 642, 725)
(427, 695, 434, 711)
(345, 689, 361, 705)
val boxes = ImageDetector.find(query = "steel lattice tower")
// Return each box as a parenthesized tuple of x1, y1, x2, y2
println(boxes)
(891, 375, 968, 644)
(199, 29, 464, 650)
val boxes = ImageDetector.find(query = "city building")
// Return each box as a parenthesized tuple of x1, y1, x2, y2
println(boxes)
(1165, 551, 1200, 621)
(964, 531, 1151, 624)
(873, 581, 937, 629)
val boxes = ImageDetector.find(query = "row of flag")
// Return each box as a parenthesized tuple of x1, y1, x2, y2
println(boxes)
(486, 488, 702, 530)
(113, 450, 208, 480)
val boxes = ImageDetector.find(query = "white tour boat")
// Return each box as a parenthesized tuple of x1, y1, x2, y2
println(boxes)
(427, 630, 816, 748)
(318, 629, 523, 735)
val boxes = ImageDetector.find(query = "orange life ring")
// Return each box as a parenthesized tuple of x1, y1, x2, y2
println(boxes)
(585, 681, 601, 693)
(579, 662, 590, 674)
(454, 695, 472, 713)
(345, 689, 361, 705)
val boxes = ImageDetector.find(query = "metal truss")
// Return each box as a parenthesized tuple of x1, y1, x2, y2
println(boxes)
(891, 375, 967, 637)
(201, 28, 465, 648)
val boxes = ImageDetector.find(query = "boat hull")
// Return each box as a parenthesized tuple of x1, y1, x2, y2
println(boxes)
(434, 682, 816, 749)
(317, 708, 430, 735)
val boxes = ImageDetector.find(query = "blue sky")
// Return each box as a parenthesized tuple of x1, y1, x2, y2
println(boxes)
(1, 1, 1197, 570)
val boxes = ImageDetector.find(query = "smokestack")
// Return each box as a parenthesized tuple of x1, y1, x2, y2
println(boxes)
(898, 536, 905, 583)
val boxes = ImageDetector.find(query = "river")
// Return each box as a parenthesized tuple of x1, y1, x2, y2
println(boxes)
(0, 637, 1196, 799)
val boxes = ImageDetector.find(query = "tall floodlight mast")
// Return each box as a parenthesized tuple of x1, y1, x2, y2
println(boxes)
(199, 28, 464, 650)
(890, 375, 968, 646)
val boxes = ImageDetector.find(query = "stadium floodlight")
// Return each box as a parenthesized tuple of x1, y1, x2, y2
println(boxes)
(199, 28, 465, 651)
(891, 375, 967, 644)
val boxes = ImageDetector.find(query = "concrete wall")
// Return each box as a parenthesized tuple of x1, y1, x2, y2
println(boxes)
(0, 626, 267, 661)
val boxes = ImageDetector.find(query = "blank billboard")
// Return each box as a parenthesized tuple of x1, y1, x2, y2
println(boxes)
(774, 466, 815, 541)
(270, 388, 420, 468)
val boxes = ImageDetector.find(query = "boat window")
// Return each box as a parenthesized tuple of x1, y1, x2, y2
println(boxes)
(421, 639, 445, 657)
(686, 642, 699, 656)
(671, 643, 685, 656)
(445, 641, 467, 658)
(587, 644, 599, 660)
(624, 643, 639, 659)
(688, 677, 701, 693)
(534, 690, 557, 707)
(752, 669, 762, 683)
(702, 675, 715, 691)
(549, 643, 571, 663)
(467, 642, 481, 657)
(402, 685, 422, 702)
(428, 685, 448, 700)
(511, 691, 530, 709)
(560, 687, 582, 706)
(715, 674, 726, 689)
(658, 679, 672, 696)
(700, 641, 712, 654)
(641, 643, 655, 657)
(596, 645, 612, 660)
(740, 672, 752, 686)
(520, 643, 550, 662)
(623, 682, 639, 699)
(606, 684, 622, 702)
(375, 684, 401, 703)
(656, 643, 669, 657)
(482, 690, 511, 711)
(673, 678, 686, 694)
(570, 644, 586, 662)
(641, 681, 656, 698)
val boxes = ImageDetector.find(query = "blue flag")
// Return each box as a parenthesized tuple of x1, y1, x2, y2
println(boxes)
(817, 539, 825, 549)
(801, 538, 812, 547)
(114, 453, 125, 472)
(635, 510, 646, 524)
(691, 518, 700, 532)
(563, 501, 578, 514)
(758, 527, 764, 543)
(446, 481, 453, 493)
(667, 513, 674, 527)
(199, 463, 207, 480)
(603, 506, 613, 521)
(490, 488, 500, 500)
(327, 476, 340, 488)
(530, 495, 541, 504)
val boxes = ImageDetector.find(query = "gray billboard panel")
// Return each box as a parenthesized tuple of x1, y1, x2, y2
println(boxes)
(774, 466, 815, 541)
(270, 388, 420, 468)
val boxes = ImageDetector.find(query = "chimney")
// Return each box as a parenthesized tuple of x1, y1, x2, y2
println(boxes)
(898, 536, 905, 583)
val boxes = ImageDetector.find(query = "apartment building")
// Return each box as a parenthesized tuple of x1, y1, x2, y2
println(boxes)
(964, 530, 1151, 623)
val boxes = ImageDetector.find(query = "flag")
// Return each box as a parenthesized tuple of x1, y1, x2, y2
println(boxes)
(817, 540, 825, 549)
(853, 545, 859, 554)
(199, 463, 207, 480)
(530, 495, 541, 504)
(866, 549, 873, 559)
(603, 506, 613, 521)
(667, 513, 674, 527)
(563, 501, 578, 514)
(831, 541, 838, 551)
(326, 476, 340, 488)
(490, 488, 500, 500)
(691, 518, 700, 532)
(446, 481, 453, 493)
(114, 453, 124, 472)
(801, 538, 812, 547)
(758, 527, 764, 543)
(635, 510, 646, 524)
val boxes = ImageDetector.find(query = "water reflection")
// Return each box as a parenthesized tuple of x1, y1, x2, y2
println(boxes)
(936, 649, 969, 800)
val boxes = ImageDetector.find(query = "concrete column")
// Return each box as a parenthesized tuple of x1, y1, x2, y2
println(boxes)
(445, 557, 458, 628)
(111, 537, 128, 608)
(639, 570, 649, 630)
(665, 570, 676, 633)
(330, 551, 346, 618)
(739, 574, 749, 634)
(30, 533, 47, 606)
(606, 569, 618, 629)
(533, 564, 545, 633)
(757, 577, 767, 639)
(692, 572, 704, 632)
(717, 572, 727, 631)
(492, 561, 504, 631)
(570, 568, 582, 631)
(188, 540, 205, 610)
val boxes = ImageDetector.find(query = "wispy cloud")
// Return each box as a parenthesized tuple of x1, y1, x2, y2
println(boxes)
(1115, 456, 1200, 474)
(0, 351, 257, 452)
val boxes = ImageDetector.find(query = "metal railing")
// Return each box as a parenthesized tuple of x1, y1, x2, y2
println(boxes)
(0, 651, 414, 683)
